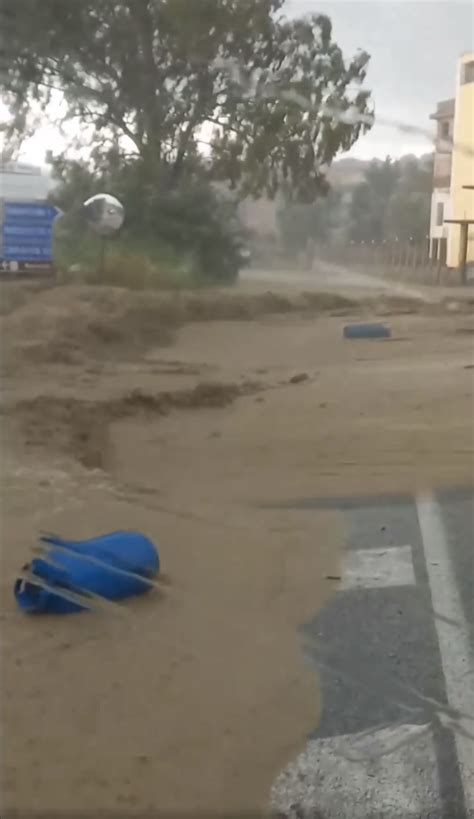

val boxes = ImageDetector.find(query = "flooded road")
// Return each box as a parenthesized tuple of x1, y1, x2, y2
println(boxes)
(1, 283, 473, 816)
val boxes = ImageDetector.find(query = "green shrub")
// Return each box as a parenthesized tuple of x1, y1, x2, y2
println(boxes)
(50, 158, 247, 287)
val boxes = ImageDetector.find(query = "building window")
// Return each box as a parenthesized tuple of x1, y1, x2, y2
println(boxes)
(462, 61, 474, 84)
(436, 202, 444, 227)
(440, 120, 450, 139)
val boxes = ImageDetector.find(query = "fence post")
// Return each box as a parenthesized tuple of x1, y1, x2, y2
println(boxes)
(421, 242, 429, 267)
(436, 256, 443, 285)
(396, 242, 402, 272)
(412, 244, 419, 274)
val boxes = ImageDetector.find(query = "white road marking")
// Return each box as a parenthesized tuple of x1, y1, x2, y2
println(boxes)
(271, 496, 473, 816)
(270, 723, 439, 819)
(416, 492, 474, 816)
(342, 544, 415, 590)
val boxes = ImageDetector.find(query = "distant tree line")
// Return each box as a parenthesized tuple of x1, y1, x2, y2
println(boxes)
(278, 155, 434, 255)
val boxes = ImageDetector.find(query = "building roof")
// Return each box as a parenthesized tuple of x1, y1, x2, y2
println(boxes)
(430, 98, 455, 121)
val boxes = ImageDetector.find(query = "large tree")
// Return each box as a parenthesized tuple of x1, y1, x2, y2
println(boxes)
(1, 0, 372, 202)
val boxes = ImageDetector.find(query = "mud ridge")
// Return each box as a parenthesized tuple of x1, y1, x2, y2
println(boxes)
(9, 380, 262, 469)
(2, 283, 441, 373)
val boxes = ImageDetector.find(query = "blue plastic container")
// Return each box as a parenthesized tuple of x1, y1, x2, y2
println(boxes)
(14, 531, 160, 614)
(344, 323, 391, 339)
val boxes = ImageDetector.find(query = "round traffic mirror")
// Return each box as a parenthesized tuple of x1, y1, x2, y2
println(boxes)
(83, 194, 124, 236)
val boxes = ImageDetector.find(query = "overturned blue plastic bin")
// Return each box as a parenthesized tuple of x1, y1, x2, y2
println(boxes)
(14, 531, 160, 614)
(344, 322, 391, 339)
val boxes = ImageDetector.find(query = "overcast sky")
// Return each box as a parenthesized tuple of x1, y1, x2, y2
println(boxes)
(15, 0, 474, 166)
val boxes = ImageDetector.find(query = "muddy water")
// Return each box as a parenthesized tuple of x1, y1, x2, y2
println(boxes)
(2, 431, 343, 817)
(3, 306, 474, 815)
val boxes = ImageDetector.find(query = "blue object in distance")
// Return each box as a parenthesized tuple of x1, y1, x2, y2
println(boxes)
(343, 323, 391, 339)
(14, 531, 160, 614)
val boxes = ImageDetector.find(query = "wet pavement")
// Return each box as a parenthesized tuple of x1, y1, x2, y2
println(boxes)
(270, 487, 474, 819)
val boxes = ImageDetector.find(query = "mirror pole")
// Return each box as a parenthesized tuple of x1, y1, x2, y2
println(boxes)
(98, 236, 107, 280)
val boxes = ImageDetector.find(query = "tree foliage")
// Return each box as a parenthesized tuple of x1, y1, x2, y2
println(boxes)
(349, 156, 433, 243)
(348, 158, 399, 242)
(277, 189, 341, 253)
(1, 0, 372, 203)
(49, 153, 248, 282)
(277, 154, 434, 254)
(1, 0, 375, 281)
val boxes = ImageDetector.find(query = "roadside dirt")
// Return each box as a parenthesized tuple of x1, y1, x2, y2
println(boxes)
(4, 280, 466, 376)
(1, 283, 473, 816)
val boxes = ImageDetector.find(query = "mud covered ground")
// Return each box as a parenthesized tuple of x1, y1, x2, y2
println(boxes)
(1, 282, 473, 816)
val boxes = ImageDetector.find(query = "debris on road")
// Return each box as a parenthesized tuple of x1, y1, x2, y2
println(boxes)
(14, 531, 160, 614)
(344, 323, 391, 339)
(289, 372, 309, 384)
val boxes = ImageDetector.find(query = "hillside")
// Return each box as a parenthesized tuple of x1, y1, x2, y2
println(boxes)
(328, 152, 434, 189)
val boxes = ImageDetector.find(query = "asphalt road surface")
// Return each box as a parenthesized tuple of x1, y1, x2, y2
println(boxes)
(269, 487, 474, 819)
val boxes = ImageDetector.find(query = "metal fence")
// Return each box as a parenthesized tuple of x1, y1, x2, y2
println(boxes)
(313, 241, 465, 287)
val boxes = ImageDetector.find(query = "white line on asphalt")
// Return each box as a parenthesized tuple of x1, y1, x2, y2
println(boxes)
(416, 492, 474, 816)
(342, 545, 415, 590)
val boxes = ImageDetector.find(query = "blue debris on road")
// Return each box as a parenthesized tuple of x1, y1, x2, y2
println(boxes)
(14, 531, 160, 614)
(344, 322, 391, 339)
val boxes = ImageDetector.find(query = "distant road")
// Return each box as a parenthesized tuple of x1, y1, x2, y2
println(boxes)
(240, 262, 472, 302)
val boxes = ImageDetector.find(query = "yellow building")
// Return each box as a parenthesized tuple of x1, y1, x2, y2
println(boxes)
(447, 52, 474, 270)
